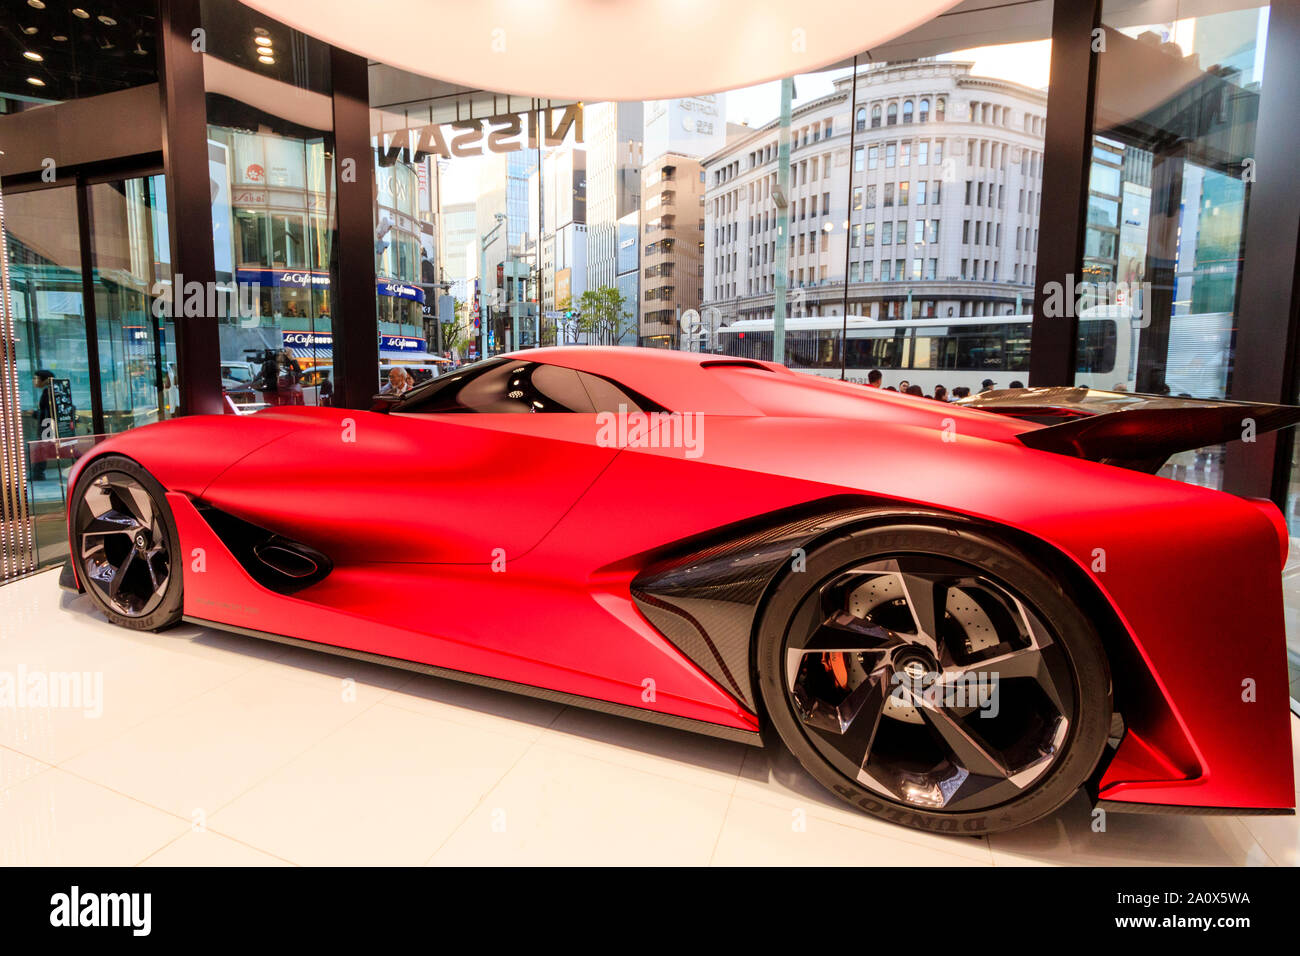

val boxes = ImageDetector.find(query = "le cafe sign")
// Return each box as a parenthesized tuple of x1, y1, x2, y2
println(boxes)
(377, 105, 583, 165)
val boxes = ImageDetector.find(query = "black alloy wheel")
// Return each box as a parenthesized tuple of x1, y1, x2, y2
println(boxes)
(756, 524, 1111, 835)
(71, 455, 184, 631)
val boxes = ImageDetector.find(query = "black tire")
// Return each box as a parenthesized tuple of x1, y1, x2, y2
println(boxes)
(755, 523, 1111, 835)
(70, 454, 184, 632)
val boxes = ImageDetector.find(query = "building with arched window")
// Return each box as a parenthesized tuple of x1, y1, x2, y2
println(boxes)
(702, 60, 1046, 327)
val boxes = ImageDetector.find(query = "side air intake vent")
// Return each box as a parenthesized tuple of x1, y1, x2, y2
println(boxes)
(194, 502, 332, 594)
(254, 539, 322, 579)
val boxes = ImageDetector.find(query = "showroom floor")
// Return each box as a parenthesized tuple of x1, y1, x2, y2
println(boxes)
(1, 569, 1296, 867)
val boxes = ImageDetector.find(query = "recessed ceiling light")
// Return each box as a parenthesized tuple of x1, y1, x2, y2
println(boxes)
(26, 0, 46, 9)
(254, 36, 272, 46)
(26, 76, 45, 87)
(258, 54, 275, 64)
(254, 27, 269, 36)
(98, 15, 117, 25)
(22, 25, 38, 34)
(23, 51, 43, 61)
(71, 8, 89, 19)
(52, 34, 67, 41)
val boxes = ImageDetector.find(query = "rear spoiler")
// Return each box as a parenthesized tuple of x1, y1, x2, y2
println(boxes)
(957, 386, 1300, 473)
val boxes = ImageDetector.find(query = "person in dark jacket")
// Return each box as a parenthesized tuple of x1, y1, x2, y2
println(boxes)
(260, 350, 280, 407)
(30, 370, 54, 480)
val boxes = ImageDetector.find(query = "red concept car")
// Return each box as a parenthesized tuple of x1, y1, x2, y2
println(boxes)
(61, 347, 1297, 834)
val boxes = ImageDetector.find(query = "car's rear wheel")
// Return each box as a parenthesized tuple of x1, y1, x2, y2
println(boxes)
(755, 524, 1110, 835)
(71, 455, 183, 632)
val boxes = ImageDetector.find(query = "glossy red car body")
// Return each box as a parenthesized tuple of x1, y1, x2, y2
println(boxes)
(65, 347, 1295, 814)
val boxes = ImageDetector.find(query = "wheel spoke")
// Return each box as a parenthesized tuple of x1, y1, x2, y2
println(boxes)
(898, 572, 946, 644)
(114, 483, 152, 528)
(145, 546, 167, 593)
(942, 773, 1028, 811)
(914, 693, 1011, 780)
(939, 643, 1066, 716)
(106, 551, 137, 604)
(801, 611, 899, 653)
(808, 669, 892, 773)
(787, 611, 902, 691)
(81, 512, 140, 539)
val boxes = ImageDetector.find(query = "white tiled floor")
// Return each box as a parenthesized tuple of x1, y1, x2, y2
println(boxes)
(1, 568, 1296, 866)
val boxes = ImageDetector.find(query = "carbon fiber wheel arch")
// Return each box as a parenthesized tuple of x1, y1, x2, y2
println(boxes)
(630, 496, 977, 715)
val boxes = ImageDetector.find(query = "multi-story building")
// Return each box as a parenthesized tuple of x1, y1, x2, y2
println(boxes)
(585, 102, 643, 306)
(637, 97, 734, 345)
(615, 209, 640, 329)
(639, 154, 707, 346)
(537, 146, 587, 315)
(439, 201, 477, 303)
(476, 150, 539, 351)
(701, 60, 1047, 328)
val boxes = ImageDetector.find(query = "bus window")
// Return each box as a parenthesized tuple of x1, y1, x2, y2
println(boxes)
(846, 328, 903, 369)
(912, 330, 959, 370)
(1004, 325, 1032, 371)
(788, 330, 834, 369)
(955, 330, 1003, 370)
(1076, 319, 1117, 374)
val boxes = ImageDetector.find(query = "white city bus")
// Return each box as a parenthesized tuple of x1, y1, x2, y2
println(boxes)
(714, 312, 1138, 394)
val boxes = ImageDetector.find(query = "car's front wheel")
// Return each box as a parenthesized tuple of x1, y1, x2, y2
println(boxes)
(70, 455, 184, 632)
(755, 524, 1111, 835)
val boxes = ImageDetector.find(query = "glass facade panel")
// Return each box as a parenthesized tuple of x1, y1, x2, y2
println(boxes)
(1074, 3, 1272, 495)
(4, 186, 91, 464)
(201, 0, 336, 411)
(88, 175, 176, 432)
(1076, 3, 1294, 696)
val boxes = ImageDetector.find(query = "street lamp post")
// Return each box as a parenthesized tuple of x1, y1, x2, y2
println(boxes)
(479, 213, 506, 361)
(773, 77, 794, 366)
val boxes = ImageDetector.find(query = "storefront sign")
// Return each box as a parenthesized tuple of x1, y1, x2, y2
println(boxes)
(379, 282, 425, 304)
(282, 330, 333, 349)
(380, 334, 425, 352)
(236, 269, 424, 304)
(281, 331, 427, 354)
(237, 268, 330, 289)
(377, 105, 583, 165)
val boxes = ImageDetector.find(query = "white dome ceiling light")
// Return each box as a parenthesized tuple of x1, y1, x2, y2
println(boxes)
(238, 0, 964, 100)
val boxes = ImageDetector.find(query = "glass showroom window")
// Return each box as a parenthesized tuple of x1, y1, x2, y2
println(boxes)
(1072, 2, 1272, 494)
(352, 31, 1052, 386)
(3, 186, 95, 442)
(200, 0, 337, 412)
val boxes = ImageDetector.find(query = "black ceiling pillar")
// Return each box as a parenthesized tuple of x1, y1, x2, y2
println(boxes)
(156, 0, 224, 416)
(1028, 0, 1102, 386)
(1223, 0, 1300, 504)
(329, 48, 379, 410)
